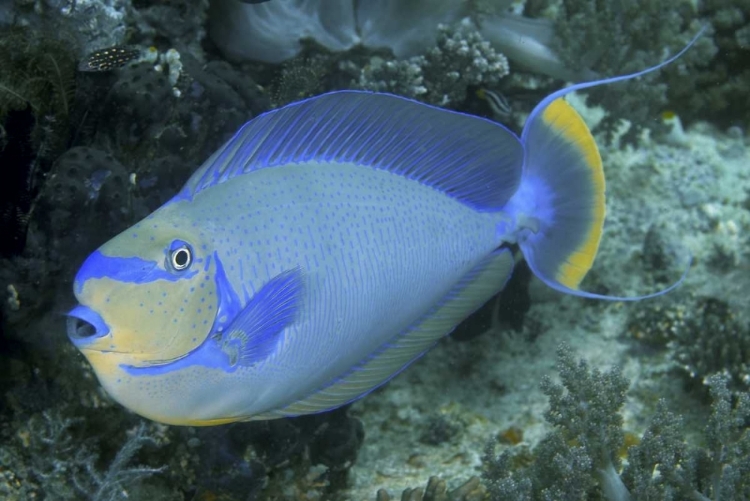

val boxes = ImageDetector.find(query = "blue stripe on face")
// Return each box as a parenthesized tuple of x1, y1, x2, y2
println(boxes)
(121, 337, 233, 376)
(75, 250, 198, 294)
(209, 252, 242, 336)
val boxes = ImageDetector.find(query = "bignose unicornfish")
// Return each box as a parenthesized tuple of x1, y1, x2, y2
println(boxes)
(66, 33, 700, 425)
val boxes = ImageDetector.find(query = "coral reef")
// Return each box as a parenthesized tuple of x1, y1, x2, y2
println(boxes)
(539, 0, 750, 144)
(206, 0, 750, 149)
(0, 25, 79, 256)
(669, 0, 750, 130)
(207, 0, 578, 85)
(7, 0, 128, 52)
(482, 346, 750, 501)
(208, 0, 750, 148)
(130, 1, 209, 60)
(482, 344, 629, 500)
(0, 1, 748, 500)
(550, 0, 714, 145)
(0, 409, 164, 501)
(628, 295, 750, 392)
(622, 375, 750, 500)
(376, 476, 485, 501)
(349, 18, 509, 107)
(265, 17, 510, 111)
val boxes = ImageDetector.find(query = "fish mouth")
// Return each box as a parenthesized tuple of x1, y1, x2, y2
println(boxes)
(66, 305, 110, 347)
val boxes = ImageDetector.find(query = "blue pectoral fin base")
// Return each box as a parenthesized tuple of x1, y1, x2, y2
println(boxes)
(178, 91, 524, 212)
(220, 267, 305, 366)
(514, 29, 704, 301)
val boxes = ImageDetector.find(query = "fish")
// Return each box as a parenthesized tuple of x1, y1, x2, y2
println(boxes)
(476, 88, 513, 120)
(66, 32, 701, 426)
(78, 45, 145, 72)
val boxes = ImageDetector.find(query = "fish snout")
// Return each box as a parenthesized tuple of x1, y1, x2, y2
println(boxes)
(66, 305, 110, 347)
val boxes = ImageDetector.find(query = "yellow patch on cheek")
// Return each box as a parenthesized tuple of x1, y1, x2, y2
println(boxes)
(80, 348, 126, 380)
(80, 275, 219, 363)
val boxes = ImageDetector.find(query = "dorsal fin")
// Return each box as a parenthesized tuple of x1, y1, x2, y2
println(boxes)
(177, 91, 524, 211)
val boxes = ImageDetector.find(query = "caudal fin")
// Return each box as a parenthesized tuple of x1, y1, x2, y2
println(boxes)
(512, 29, 704, 301)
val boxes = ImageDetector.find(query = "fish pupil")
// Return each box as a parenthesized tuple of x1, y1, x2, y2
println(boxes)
(171, 247, 191, 270)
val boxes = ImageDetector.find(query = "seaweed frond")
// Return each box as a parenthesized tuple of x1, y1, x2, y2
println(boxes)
(0, 25, 78, 147)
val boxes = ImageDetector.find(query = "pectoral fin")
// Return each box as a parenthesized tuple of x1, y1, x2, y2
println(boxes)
(221, 267, 305, 367)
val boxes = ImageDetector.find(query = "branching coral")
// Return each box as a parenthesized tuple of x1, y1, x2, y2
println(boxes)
(623, 375, 750, 500)
(483, 344, 629, 500)
(1, 409, 165, 501)
(670, 0, 750, 129)
(550, 0, 712, 145)
(350, 19, 509, 107)
(483, 345, 750, 500)
(629, 295, 750, 392)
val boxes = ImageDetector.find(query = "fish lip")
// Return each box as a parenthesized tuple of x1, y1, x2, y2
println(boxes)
(66, 305, 110, 347)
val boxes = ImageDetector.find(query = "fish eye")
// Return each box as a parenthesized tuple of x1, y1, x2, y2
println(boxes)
(169, 242, 193, 271)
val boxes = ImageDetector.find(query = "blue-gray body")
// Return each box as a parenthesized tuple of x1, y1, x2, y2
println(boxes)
(68, 92, 525, 424)
(67, 40, 695, 423)
(156, 162, 503, 421)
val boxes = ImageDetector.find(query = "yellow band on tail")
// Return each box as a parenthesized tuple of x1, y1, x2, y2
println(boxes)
(541, 98, 605, 289)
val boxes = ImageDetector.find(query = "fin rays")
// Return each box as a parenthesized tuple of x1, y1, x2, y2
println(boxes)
(177, 91, 524, 211)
